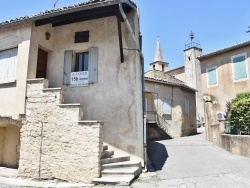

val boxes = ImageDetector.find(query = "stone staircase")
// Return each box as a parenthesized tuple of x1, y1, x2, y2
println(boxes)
(92, 145, 142, 186)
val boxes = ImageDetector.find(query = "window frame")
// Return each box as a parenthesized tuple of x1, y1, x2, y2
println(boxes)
(231, 53, 248, 82)
(0, 47, 18, 84)
(206, 66, 218, 87)
(162, 99, 172, 115)
(75, 51, 89, 72)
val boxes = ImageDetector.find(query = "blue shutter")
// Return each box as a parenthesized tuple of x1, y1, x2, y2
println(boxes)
(233, 56, 247, 80)
(208, 68, 217, 85)
(88, 47, 98, 83)
(63, 50, 73, 85)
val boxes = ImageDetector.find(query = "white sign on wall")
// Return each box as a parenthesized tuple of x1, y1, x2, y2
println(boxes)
(70, 71, 88, 87)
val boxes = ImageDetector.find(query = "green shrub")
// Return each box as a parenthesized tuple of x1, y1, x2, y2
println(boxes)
(228, 92, 250, 135)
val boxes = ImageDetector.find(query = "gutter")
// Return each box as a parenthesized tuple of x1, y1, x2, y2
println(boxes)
(119, 2, 147, 171)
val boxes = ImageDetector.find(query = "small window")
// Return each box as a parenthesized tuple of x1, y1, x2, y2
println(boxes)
(206, 66, 218, 87)
(185, 99, 189, 116)
(232, 53, 248, 81)
(162, 64, 164, 72)
(75, 52, 89, 72)
(153, 65, 155, 70)
(74, 31, 89, 43)
(162, 99, 171, 115)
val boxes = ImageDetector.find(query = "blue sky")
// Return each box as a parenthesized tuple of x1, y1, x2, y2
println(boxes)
(1, 0, 250, 71)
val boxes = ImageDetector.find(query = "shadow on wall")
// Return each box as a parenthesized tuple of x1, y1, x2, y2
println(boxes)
(147, 141, 168, 172)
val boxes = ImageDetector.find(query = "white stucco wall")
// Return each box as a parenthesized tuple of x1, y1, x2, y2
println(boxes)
(0, 24, 32, 118)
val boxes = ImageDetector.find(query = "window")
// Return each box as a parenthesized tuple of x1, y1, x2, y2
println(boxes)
(75, 52, 89, 72)
(0, 48, 18, 84)
(185, 99, 189, 116)
(162, 99, 171, 115)
(206, 66, 218, 87)
(162, 64, 164, 72)
(231, 53, 248, 81)
(63, 47, 98, 85)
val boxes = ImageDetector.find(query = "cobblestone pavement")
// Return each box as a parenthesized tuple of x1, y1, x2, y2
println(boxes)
(131, 127, 250, 188)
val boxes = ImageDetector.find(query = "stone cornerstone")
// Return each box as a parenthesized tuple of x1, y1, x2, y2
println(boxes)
(18, 79, 103, 183)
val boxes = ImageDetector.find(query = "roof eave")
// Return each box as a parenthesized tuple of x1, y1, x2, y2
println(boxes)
(198, 40, 250, 61)
(145, 77, 197, 92)
(0, 0, 136, 29)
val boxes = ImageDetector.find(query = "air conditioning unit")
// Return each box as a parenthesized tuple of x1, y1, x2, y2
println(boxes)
(217, 111, 226, 121)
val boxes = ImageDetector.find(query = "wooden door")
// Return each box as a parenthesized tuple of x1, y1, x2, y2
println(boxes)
(36, 48, 48, 78)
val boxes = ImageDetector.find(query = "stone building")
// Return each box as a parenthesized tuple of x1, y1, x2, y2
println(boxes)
(0, 0, 143, 185)
(145, 38, 197, 139)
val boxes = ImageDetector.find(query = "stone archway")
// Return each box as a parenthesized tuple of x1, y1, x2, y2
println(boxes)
(0, 118, 21, 168)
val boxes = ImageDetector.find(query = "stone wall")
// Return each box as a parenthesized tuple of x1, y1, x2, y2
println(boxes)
(18, 79, 103, 183)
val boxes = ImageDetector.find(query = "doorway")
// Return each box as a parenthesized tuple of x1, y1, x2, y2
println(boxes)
(36, 48, 48, 78)
(0, 124, 20, 168)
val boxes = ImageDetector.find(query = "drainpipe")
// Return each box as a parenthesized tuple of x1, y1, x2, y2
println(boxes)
(119, 2, 147, 170)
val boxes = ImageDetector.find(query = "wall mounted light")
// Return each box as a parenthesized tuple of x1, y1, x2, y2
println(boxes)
(45, 32, 51, 40)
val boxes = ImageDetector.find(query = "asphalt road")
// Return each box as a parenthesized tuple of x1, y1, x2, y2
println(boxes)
(132, 127, 250, 188)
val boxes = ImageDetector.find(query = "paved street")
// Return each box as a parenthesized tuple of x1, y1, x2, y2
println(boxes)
(131, 127, 250, 188)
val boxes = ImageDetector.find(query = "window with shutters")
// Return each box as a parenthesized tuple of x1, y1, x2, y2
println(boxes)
(231, 53, 248, 82)
(206, 66, 218, 87)
(185, 99, 189, 116)
(0, 48, 18, 84)
(63, 47, 98, 85)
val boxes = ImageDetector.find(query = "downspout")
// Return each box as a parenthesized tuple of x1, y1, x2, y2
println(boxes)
(119, 3, 147, 170)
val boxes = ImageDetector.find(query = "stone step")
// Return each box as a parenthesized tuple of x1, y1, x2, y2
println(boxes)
(101, 156, 130, 165)
(101, 167, 141, 177)
(102, 161, 141, 169)
(101, 150, 114, 158)
(103, 145, 108, 151)
(92, 176, 135, 186)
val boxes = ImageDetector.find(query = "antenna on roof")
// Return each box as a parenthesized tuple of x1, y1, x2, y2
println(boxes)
(53, 0, 59, 8)
(246, 26, 250, 33)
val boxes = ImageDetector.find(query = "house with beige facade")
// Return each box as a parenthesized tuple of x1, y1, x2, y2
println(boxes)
(0, 0, 144, 185)
(145, 38, 197, 139)
(198, 40, 250, 119)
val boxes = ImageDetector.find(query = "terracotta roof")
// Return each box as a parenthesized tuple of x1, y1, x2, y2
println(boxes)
(145, 73, 196, 92)
(0, 0, 136, 28)
(167, 66, 184, 73)
(198, 40, 250, 60)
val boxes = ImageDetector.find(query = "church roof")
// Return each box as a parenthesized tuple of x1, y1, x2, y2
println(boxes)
(154, 37, 164, 62)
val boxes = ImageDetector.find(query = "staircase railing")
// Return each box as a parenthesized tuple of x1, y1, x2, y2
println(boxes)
(156, 112, 171, 134)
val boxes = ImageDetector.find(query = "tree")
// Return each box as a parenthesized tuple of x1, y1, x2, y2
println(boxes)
(228, 92, 250, 135)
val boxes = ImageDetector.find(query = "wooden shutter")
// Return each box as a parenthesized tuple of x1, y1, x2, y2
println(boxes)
(88, 47, 98, 83)
(208, 68, 217, 85)
(0, 48, 17, 83)
(64, 50, 73, 85)
(233, 55, 247, 80)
